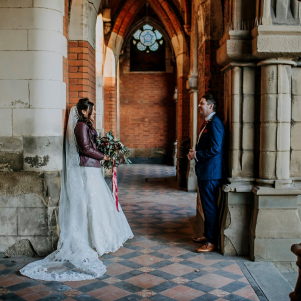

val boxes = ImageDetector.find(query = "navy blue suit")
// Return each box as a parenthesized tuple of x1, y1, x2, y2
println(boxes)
(195, 114, 225, 245)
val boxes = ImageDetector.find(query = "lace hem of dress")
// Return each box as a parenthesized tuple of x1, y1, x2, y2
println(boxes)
(20, 234, 134, 282)
(20, 259, 107, 282)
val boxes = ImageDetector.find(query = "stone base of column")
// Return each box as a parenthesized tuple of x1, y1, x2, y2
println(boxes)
(187, 160, 197, 192)
(251, 186, 301, 262)
(220, 179, 255, 256)
(0, 171, 60, 256)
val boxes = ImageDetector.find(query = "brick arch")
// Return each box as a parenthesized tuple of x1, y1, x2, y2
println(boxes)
(112, 0, 184, 43)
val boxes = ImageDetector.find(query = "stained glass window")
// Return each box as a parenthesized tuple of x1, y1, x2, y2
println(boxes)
(150, 42, 159, 51)
(143, 24, 153, 30)
(137, 42, 147, 51)
(132, 24, 164, 53)
(133, 30, 142, 40)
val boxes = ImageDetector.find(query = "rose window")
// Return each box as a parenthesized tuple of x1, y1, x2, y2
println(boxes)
(132, 24, 164, 53)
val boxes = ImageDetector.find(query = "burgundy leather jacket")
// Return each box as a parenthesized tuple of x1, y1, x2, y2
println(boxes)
(74, 121, 104, 168)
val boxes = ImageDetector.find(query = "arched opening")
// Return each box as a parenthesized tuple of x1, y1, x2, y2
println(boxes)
(118, 8, 177, 164)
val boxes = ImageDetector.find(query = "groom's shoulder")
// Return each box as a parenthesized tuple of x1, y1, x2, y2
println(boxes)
(212, 114, 224, 127)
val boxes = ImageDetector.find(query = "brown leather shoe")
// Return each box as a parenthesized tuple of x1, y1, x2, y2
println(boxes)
(192, 236, 207, 244)
(196, 242, 216, 253)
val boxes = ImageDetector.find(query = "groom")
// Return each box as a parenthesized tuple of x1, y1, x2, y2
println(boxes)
(188, 94, 225, 253)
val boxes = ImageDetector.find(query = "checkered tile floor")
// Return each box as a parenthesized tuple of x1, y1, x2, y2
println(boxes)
(0, 164, 260, 301)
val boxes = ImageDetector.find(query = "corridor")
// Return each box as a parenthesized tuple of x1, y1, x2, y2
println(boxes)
(0, 165, 261, 301)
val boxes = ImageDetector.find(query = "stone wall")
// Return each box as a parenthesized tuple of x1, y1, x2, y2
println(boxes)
(0, 0, 67, 254)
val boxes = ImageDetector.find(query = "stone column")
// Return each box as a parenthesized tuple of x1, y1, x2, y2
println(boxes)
(95, 13, 105, 136)
(0, 0, 67, 255)
(251, 59, 301, 262)
(186, 73, 198, 192)
(220, 63, 256, 255)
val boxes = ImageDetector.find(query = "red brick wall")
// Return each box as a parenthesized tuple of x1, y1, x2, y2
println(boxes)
(198, 40, 224, 127)
(104, 77, 117, 134)
(68, 41, 96, 106)
(119, 72, 176, 151)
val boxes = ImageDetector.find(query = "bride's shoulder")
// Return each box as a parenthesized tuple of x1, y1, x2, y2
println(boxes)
(75, 121, 88, 128)
(74, 121, 89, 134)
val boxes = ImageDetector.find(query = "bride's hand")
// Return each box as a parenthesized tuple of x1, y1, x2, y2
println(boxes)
(103, 155, 110, 161)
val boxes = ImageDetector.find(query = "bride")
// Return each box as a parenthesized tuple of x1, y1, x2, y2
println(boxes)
(20, 98, 134, 281)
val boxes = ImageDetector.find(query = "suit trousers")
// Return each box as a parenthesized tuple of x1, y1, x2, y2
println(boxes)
(197, 179, 220, 245)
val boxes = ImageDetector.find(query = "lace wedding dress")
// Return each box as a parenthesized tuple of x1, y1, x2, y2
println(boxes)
(20, 106, 133, 281)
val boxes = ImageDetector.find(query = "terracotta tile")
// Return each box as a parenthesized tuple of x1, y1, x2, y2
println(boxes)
(186, 254, 205, 264)
(87, 284, 130, 300)
(196, 259, 221, 266)
(222, 264, 245, 276)
(19, 292, 44, 301)
(194, 274, 235, 288)
(106, 263, 133, 276)
(247, 293, 261, 301)
(233, 285, 257, 298)
(109, 257, 124, 263)
(126, 273, 166, 288)
(129, 254, 163, 266)
(111, 247, 135, 256)
(15, 288, 35, 296)
(161, 285, 205, 300)
(132, 240, 159, 248)
(159, 263, 195, 276)
(134, 228, 161, 235)
(158, 247, 190, 257)
(202, 266, 219, 273)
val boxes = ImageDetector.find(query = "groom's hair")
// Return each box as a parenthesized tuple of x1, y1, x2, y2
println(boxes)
(202, 94, 218, 112)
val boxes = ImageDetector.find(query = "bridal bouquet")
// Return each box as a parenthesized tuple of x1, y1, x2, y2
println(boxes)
(96, 131, 132, 170)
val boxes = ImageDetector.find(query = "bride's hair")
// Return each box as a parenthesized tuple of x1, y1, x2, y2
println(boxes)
(76, 98, 94, 128)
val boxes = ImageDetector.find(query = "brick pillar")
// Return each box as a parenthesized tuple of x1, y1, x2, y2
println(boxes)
(104, 76, 117, 134)
(68, 41, 96, 108)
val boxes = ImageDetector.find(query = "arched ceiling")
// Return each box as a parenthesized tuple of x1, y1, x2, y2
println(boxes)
(110, 0, 189, 48)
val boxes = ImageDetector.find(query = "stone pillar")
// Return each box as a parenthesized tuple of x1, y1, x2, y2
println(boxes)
(186, 73, 198, 192)
(220, 63, 256, 255)
(0, 0, 67, 255)
(95, 13, 105, 136)
(251, 59, 301, 262)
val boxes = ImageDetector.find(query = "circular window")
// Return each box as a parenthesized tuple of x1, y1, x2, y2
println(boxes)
(133, 24, 164, 53)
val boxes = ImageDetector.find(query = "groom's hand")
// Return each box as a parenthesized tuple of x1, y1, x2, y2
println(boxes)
(187, 153, 192, 160)
(189, 149, 196, 160)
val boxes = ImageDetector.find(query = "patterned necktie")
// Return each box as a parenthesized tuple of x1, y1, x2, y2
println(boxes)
(197, 120, 206, 144)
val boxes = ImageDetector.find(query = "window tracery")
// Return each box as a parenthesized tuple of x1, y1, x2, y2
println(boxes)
(132, 24, 164, 53)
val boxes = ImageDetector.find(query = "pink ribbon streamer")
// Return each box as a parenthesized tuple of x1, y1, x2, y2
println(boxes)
(112, 159, 119, 212)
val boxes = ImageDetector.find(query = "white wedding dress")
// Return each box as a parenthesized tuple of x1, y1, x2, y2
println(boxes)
(20, 106, 133, 281)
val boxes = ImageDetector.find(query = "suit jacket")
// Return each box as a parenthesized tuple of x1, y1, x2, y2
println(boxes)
(74, 121, 104, 168)
(195, 114, 225, 180)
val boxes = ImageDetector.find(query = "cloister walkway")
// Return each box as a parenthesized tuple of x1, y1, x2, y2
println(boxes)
(0, 165, 263, 301)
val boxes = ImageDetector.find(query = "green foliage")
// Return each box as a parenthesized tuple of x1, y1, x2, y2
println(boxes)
(96, 131, 132, 170)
